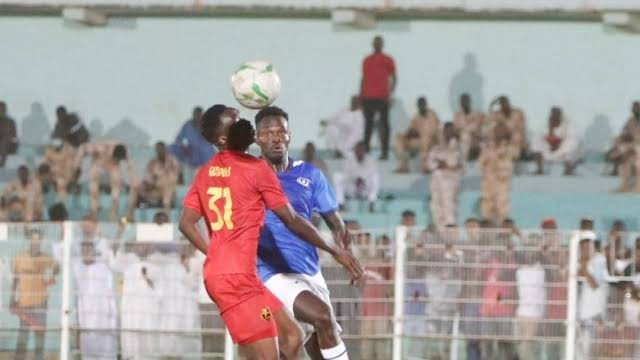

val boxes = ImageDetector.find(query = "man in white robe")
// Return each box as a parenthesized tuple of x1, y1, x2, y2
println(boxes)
(321, 96, 365, 158)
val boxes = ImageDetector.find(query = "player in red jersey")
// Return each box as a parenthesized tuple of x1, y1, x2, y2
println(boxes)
(178, 105, 363, 360)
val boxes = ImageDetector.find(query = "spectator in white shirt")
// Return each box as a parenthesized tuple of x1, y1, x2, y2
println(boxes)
(530, 107, 581, 175)
(515, 251, 546, 360)
(577, 238, 610, 360)
(321, 95, 365, 158)
(333, 141, 380, 212)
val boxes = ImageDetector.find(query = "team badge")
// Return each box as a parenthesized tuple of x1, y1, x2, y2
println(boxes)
(297, 177, 311, 188)
(261, 307, 272, 321)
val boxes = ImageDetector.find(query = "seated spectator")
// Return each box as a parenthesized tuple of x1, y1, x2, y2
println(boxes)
(479, 123, 519, 225)
(453, 93, 485, 161)
(36, 164, 55, 196)
(428, 123, 463, 228)
(321, 95, 364, 158)
(302, 141, 329, 176)
(43, 139, 79, 200)
(51, 107, 90, 148)
(486, 95, 527, 158)
(0, 166, 44, 222)
(394, 96, 440, 173)
(608, 132, 639, 192)
(530, 107, 581, 175)
(137, 142, 179, 211)
(0, 101, 18, 167)
(76, 141, 138, 221)
(607, 101, 640, 176)
(333, 141, 380, 212)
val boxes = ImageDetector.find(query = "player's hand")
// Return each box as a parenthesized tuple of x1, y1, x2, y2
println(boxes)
(333, 247, 364, 280)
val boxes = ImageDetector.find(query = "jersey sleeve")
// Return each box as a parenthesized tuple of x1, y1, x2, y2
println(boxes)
(183, 172, 204, 215)
(312, 167, 339, 215)
(255, 161, 289, 210)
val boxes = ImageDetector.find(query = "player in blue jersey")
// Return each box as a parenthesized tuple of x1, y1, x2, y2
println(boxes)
(255, 106, 353, 360)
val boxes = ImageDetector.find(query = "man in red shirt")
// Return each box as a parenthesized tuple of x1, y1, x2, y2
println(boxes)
(360, 35, 397, 160)
(178, 105, 363, 360)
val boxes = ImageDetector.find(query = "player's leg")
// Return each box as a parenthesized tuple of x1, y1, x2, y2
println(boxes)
(272, 308, 304, 359)
(304, 333, 323, 360)
(238, 337, 279, 360)
(293, 291, 348, 360)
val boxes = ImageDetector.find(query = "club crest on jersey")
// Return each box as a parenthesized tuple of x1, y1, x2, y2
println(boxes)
(297, 177, 311, 188)
(260, 307, 272, 321)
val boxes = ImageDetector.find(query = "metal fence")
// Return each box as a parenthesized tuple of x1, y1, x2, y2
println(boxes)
(1, 222, 640, 359)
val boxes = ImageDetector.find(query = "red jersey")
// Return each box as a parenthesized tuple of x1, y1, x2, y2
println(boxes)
(361, 52, 396, 99)
(183, 150, 288, 276)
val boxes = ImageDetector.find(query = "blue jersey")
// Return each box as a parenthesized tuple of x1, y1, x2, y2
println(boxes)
(257, 160, 338, 282)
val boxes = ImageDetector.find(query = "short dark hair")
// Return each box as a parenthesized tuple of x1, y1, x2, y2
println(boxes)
(401, 210, 415, 218)
(49, 203, 69, 221)
(112, 144, 127, 160)
(200, 104, 228, 143)
(227, 119, 255, 151)
(255, 106, 289, 127)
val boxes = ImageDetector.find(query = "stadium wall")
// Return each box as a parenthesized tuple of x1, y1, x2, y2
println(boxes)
(1, 15, 639, 148)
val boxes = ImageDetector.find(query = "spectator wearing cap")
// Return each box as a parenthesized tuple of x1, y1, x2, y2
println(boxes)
(43, 139, 78, 200)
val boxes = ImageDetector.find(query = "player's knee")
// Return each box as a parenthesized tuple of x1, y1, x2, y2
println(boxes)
(310, 305, 334, 331)
(280, 327, 303, 356)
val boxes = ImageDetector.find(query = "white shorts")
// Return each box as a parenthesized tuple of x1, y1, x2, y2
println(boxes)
(264, 271, 341, 339)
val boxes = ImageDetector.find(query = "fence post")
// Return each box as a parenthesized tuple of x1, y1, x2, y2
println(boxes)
(392, 226, 407, 360)
(565, 234, 579, 360)
(59, 221, 73, 360)
(224, 328, 234, 360)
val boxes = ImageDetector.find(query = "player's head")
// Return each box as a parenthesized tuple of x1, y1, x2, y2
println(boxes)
(227, 119, 256, 152)
(200, 104, 240, 150)
(112, 144, 128, 162)
(373, 35, 383, 53)
(255, 106, 290, 165)
(460, 93, 471, 111)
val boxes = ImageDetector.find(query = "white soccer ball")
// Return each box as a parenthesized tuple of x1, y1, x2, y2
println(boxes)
(230, 60, 281, 110)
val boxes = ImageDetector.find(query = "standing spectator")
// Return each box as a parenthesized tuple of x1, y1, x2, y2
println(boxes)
(394, 96, 440, 173)
(76, 141, 138, 221)
(169, 107, 211, 166)
(360, 246, 393, 360)
(606, 101, 640, 176)
(531, 107, 581, 175)
(137, 142, 180, 211)
(544, 257, 567, 360)
(607, 220, 632, 276)
(51, 107, 90, 148)
(428, 123, 463, 228)
(302, 141, 329, 177)
(360, 35, 397, 160)
(479, 123, 519, 225)
(0, 101, 18, 166)
(487, 95, 528, 157)
(321, 95, 365, 158)
(43, 139, 78, 200)
(73, 241, 118, 360)
(1, 166, 44, 222)
(623, 286, 640, 358)
(577, 238, 610, 360)
(10, 228, 59, 360)
(333, 141, 380, 212)
(515, 251, 546, 360)
(453, 93, 485, 162)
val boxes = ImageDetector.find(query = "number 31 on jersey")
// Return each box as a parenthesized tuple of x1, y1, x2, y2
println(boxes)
(207, 187, 234, 231)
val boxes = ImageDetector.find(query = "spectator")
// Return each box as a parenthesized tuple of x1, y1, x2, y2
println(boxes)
(401, 209, 416, 227)
(360, 35, 396, 160)
(623, 286, 640, 358)
(333, 141, 380, 212)
(453, 93, 485, 161)
(10, 228, 59, 360)
(52, 108, 90, 148)
(321, 95, 364, 158)
(0, 101, 18, 166)
(109, 236, 159, 359)
(404, 240, 427, 359)
(570, 217, 599, 245)
(487, 95, 527, 157)
(577, 238, 610, 360)
(515, 251, 546, 360)
(607, 132, 638, 192)
(76, 142, 138, 221)
(607, 220, 632, 276)
(544, 257, 568, 360)
(169, 107, 212, 167)
(73, 241, 118, 359)
(607, 101, 640, 176)
(79, 214, 111, 259)
(36, 164, 55, 197)
(43, 139, 78, 200)
(479, 123, 519, 225)
(137, 142, 179, 211)
(302, 141, 329, 177)
(531, 106, 581, 175)
(1, 165, 44, 222)
(394, 96, 440, 173)
(428, 122, 463, 228)
(502, 218, 524, 246)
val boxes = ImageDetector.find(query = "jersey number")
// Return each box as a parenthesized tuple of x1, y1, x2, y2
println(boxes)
(207, 187, 234, 231)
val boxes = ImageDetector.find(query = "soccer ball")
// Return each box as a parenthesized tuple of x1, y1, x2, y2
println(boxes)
(230, 60, 281, 110)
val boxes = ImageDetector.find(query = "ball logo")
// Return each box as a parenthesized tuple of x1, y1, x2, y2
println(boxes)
(260, 307, 272, 321)
(297, 177, 311, 188)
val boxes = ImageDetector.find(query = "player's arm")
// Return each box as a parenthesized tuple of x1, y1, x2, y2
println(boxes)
(321, 211, 352, 250)
(272, 204, 363, 280)
(178, 208, 208, 255)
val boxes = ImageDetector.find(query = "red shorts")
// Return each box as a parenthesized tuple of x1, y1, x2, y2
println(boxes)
(204, 273, 283, 345)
